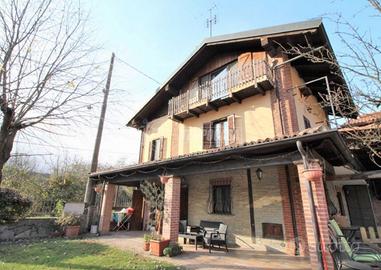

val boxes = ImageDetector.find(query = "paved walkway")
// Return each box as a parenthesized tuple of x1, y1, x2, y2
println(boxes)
(85, 231, 311, 270)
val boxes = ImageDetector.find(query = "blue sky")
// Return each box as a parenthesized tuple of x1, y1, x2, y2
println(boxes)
(14, 0, 380, 171)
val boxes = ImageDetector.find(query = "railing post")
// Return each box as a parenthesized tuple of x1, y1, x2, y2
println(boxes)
(186, 90, 189, 112)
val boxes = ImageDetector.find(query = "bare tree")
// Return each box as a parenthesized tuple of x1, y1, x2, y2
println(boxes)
(0, 0, 103, 184)
(278, 1, 381, 166)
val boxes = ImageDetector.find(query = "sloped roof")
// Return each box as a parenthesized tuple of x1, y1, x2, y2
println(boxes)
(343, 112, 381, 127)
(127, 19, 330, 128)
(90, 125, 363, 181)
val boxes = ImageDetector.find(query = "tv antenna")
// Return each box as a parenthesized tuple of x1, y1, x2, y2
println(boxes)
(206, 4, 217, 37)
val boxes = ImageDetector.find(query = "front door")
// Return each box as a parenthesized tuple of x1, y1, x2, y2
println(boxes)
(343, 185, 376, 227)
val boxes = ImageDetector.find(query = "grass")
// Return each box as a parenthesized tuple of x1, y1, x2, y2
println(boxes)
(0, 238, 176, 270)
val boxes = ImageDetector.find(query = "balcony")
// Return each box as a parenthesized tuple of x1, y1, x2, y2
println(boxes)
(168, 59, 274, 120)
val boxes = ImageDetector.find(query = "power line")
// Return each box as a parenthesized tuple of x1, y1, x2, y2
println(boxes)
(115, 56, 161, 85)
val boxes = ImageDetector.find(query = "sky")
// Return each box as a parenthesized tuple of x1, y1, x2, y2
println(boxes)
(13, 0, 380, 172)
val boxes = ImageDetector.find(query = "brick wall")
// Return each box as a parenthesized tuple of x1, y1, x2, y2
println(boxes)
(162, 177, 181, 244)
(186, 166, 288, 253)
(278, 165, 309, 256)
(271, 56, 300, 136)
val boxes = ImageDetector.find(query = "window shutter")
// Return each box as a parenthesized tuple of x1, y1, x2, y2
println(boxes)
(148, 141, 152, 161)
(159, 137, 166, 160)
(138, 131, 144, 163)
(203, 122, 213, 149)
(238, 52, 253, 82)
(227, 114, 236, 145)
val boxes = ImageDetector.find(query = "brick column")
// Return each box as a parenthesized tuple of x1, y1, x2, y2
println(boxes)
(297, 161, 334, 270)
(271, 56, 300, 136)
(99, 183, 116, 234)
(162, 176, 181, 244)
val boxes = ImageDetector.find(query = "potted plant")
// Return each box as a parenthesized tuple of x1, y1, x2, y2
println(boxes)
(150, 233, 170, 256)
(140, 181, 170, 256)
(57, 213, 81, 238)
(303, 167, 323, 182)
(143, 233, 151, 251)
(159, 175, 171, 184)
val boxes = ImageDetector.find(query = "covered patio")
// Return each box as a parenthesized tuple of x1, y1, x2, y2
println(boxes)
(87, 230, 310, 270)
(86, 128, 363, 270)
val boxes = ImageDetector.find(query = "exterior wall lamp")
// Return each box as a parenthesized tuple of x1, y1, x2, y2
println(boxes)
(256, 168, 263, 181)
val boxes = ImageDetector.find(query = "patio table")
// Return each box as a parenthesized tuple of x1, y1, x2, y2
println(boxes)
(178, 232, 203, 250)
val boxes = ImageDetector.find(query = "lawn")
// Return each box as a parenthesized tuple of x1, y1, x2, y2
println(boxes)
(0, 238, 176, 270)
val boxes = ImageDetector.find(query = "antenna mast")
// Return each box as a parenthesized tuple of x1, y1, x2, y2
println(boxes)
(206, 4, 217, 37)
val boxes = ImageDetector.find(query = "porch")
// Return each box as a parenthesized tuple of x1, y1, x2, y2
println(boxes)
(88, 129, 363, 270)
(88, 230, 310, 270)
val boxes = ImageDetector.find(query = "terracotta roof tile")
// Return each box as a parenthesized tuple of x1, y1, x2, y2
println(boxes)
(344, 112, 381, 127)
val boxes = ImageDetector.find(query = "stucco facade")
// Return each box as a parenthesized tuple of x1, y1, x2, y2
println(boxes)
(140, 51, 327, 163)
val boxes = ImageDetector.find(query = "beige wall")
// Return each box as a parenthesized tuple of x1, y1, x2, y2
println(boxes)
(186, 166, 286, 253)
(290, 67, 328, 129)
(142, 116, 173, 162)
(141, 91, 275, 162)
(179, 92, 275, 155)
(140, 52, 328, 162)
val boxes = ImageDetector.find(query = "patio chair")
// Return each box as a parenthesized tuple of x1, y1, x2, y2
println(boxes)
(203, 223, 228, 253)
(329, 226, 373, 270)
(329, 219, 381, 268)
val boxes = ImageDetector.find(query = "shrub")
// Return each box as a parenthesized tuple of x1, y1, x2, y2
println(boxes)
(143, 233, 152, 243)
(56, 213, 81, 226)
(54, 199, 65, 217)
(0, 188, 32, 224)
(163, 244, 183, 257)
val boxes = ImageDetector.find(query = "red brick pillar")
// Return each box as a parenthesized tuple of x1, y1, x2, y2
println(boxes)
(297, 161, 334, 270)
(99, 183, 116, 234)
(271, 56, 300, 136)
(162, 176, 181, 244)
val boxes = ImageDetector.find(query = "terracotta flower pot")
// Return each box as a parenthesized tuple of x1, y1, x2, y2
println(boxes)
(150, 239, 170, 256)
(143, 241, 150, 251)
(94, 185, 103, 193)
(65, 225, 80, 238)
(303, 168, 323, 182)
(160, 175, 171, 184)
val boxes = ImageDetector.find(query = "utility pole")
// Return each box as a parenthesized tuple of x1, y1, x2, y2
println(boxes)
(84, 53, 115, 226)
(206, 4, 217, 37)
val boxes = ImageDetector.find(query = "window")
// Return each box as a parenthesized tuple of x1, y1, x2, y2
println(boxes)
(203, 115, 235, 149)
(212, 119, 228, 148)
(212, 185, 231, 214)
(303, 116, 311, 129)
(198, 61, 237, 101)
(150, 138, 161, 161)
(262, 223, 284, 240)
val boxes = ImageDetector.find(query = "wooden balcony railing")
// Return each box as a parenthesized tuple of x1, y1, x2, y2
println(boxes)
(168, 59, 273, 118)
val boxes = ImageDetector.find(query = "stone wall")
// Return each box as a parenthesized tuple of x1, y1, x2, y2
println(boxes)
(0, 218, 59, 242)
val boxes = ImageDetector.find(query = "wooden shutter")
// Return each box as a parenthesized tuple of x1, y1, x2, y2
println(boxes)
(203, 122, 213, 149)
(148, 141, 152, 161)
(227, 114, 236, 145)
(159, 137, 166, 160)
(238, 52, 253, 82)
(138, 131, 144, 163)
